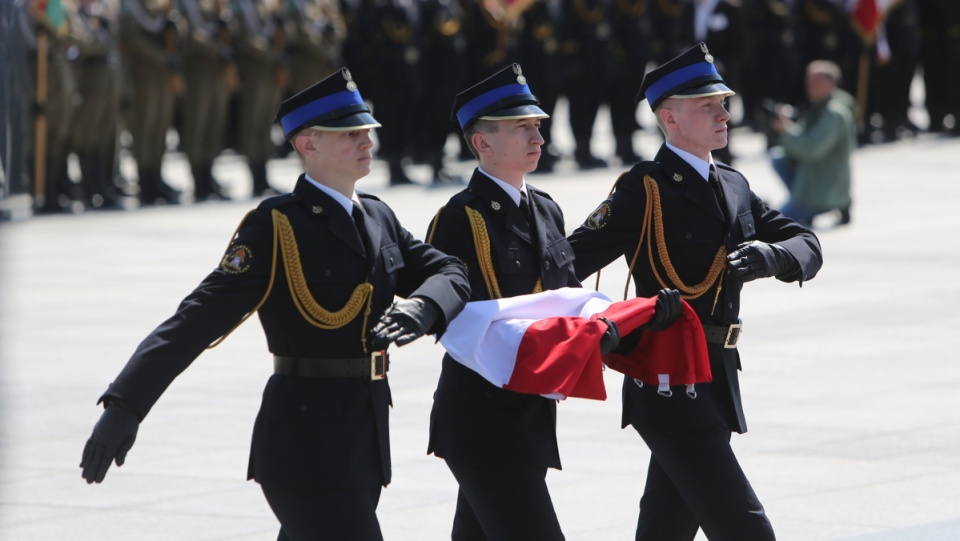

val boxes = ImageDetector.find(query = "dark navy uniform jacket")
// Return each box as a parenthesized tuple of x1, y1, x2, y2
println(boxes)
(99, 176, 470, 489)
(426, 170, 579, 469)
(569, 145, 822, 434)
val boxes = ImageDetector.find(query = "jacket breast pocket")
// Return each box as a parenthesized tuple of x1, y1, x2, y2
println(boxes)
(545, 237, 575, 272)
(737, 210, 756, 240)
(380, 243, 404, 274)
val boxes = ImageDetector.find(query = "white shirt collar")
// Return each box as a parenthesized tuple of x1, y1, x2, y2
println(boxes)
(304, 173, 358, 215)
(666, 142, 715, 182)
(478, 167, 526, 207)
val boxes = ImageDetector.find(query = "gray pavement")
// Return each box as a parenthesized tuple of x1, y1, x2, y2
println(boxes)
(3, 115, 960, 541)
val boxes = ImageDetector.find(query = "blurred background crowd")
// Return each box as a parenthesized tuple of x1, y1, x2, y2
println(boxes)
(1, 0, 958, 218)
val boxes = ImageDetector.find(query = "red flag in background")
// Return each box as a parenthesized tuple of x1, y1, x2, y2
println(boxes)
(850, 0, 880, 43)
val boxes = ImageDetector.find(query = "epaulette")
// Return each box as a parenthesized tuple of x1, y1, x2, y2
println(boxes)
(628, 160, 664, 178)
(715, 161, 737, 173)
(526, 183, 554, 202)
(610, 160, 663, 193)
(357, 191, 382, 202)
(255, 192, 299, 212)
(447, 188, 481, 207)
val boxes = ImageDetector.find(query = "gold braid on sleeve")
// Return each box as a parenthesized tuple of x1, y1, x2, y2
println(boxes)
(623, 175, 726, 301)
(273, 210, 374, 348)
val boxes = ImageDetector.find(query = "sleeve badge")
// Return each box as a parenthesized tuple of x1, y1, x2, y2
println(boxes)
(584, 201, 613, 230)
(220, 244, 253, 274)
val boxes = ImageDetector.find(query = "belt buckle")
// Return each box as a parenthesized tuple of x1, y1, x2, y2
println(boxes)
(370, 351, 388, 380)
(724, 324, 743, 349)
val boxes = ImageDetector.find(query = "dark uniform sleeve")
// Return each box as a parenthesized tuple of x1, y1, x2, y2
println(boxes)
(98, 208, 277, 419)
(745, 189, 823, 284)
(568, 173, 649, 282)
(387, 205, 470, 333)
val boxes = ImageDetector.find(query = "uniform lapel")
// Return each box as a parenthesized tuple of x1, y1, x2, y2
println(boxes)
(295, 176, 368, 258)
(527, 187, 549, 252)
(354, 198, 381, 262)
(470, 172, 535, 246)
(658, 147, 724, 222)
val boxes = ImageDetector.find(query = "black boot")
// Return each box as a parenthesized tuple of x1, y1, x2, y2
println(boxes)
(139, 168, 180, 206)
(192, 164, 229, 201)
(250, 161, 276, 197)
(615, 136, 641, 164)
(388, 158, 415, 186)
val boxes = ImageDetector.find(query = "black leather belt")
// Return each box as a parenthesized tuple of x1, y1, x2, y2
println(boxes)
(702, 322, 743, 349)
(273, 352, 389, 380)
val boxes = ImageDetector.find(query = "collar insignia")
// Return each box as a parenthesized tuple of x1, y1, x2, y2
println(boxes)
(312, 205, 323, 214)
(491, 200, 501, 211)
(673, 173, 683, 182)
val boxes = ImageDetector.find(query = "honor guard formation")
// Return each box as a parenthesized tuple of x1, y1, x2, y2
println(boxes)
(0, 0, 949, 539)
(3, 0, 959, 219)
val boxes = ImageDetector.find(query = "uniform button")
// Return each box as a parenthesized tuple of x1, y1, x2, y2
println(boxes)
(685, 232, 693, 239)
(515, 260, 521, 268)
(323, 270, 331, 277)
(728, 302, 733, 309)
(389, 257, 395, 265)
(299, 404, 308, 412)
(544, 261, 551, 270)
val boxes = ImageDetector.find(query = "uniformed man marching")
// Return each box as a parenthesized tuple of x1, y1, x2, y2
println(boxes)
(425, 63, 580, 540)
(569, 44, 823, 541)
(80, 68, 470, 541)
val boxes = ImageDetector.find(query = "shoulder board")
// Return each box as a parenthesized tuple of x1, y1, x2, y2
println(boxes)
(715, 161, 738, 173)
(611, 160, 662, 191)
(357, 191, 382, 202)
(255, 192, 299, 212)
(447, 188, 481, 207)
(628, 160, 663, 177)
(526, 184, 554, 202)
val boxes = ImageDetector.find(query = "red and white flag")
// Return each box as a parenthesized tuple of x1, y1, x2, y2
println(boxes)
(440, 288, 711, 400)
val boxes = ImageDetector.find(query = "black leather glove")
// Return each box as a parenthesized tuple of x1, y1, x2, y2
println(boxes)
(370, 297, 438, 350)
(639, 288, 682, 331)
(726, 240, 796, 283)
(598, 317, 620, 355)
(80, 402, 139, 484)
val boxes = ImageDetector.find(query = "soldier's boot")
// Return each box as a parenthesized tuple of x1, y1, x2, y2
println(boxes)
(615, 135, 641, 165)
(250, 161, 276, 197)
(387, 156, 415, 186)
(192, 163, 229, 201)
(79, 151, 121, 210)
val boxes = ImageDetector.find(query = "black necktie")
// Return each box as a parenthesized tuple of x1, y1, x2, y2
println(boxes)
(519, 190, 534, 226)
(708, 165, 726, 211)
(352, 201, 369, 255)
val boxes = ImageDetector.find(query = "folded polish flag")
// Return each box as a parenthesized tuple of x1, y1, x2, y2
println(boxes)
(439, 288, 711, 400)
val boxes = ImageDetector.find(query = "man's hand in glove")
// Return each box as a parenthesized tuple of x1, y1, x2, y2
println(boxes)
(726, 240, 796, 283)
(640, 288, 682, 331)
(80, 402, 140, 484)
(598, 317, 620, 355)
(370, 297, 438, 350)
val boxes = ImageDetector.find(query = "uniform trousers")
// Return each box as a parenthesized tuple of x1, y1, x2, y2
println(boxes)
(626, 383, 775, 541)
(446, 459, 565, 541)
(261, 483, 383, 541)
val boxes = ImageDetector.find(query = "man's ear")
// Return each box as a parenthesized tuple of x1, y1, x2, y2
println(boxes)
(471, 132, 492, 157)
(292, 131, 317, 155)
(659, 106, 677, 129)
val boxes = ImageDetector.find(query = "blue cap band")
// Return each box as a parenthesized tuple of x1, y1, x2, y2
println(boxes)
(279, 90, 365, 135)
(456, 83, 533, 129)
(644, 62, 720, 106)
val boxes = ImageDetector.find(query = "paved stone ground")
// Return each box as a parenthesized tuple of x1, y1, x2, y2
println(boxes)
(2, 108, 960, 540)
